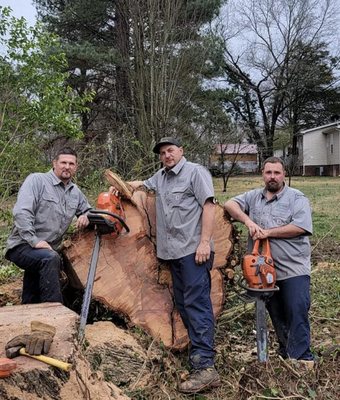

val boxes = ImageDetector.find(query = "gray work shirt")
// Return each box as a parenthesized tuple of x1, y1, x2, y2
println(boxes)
(6, 170, 91, 252)
(232, 184, 312, 280)
(144, 157, 214, 260)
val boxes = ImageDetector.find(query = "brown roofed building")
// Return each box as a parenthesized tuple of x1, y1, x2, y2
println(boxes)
(210, 142, 258, 175)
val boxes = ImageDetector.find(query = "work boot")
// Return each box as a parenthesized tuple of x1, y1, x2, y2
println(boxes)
(296, 360, 315, 370)
(178, 367, 221, 394)
(288, 359, 315, 372)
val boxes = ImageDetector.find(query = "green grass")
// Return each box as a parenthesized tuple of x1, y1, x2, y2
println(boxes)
(0, 264, 21, 284)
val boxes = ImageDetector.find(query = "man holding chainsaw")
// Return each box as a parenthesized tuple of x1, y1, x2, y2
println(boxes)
(224, 156, 314, 365)
(5, 147, 91, 304)
(112, 137, 219, 394)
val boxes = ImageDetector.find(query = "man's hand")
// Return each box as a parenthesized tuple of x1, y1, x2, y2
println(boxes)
(195, 240, 211, 264)
(109, 186, 119, 196)
(76, 214, 90, 230)
(245, 219, 265, 239)
(35, 241, 52, 250)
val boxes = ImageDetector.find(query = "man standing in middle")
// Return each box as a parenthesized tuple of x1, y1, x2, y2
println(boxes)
(125, 137, 219, 394)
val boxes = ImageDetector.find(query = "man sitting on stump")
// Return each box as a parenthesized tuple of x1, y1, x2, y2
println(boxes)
(5, 147, 91, 304)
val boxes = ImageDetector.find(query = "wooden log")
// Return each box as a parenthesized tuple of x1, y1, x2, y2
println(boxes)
(225, 268, 235, 280)
(64, 190, 234, 351)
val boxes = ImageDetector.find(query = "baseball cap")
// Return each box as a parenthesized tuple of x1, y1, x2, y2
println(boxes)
(153, 137, 182, 154)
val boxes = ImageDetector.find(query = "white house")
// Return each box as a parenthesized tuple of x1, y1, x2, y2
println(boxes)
(301, 121, 340, 176)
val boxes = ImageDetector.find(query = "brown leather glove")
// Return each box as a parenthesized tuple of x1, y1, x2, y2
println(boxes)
(26, 321, 56, 355)
(5, 334, 30, 350)
(5, 321, 56, 356)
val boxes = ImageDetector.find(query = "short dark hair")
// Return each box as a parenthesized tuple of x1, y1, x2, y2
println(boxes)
(53, 147, 78, 161)
(262, 156, 285, 170)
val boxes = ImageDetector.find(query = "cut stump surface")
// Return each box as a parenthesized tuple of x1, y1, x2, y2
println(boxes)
(64, 189, 233, 350)
(0, 303, 129, 400)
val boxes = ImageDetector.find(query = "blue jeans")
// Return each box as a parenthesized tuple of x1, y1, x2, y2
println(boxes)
(170, 252, 215, 369)
(266, 275, 313, 360)
(6, 243, 63, 304)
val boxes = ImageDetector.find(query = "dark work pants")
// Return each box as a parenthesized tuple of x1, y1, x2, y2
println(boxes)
(266, 275, 314, 360)
(6, 243, 63, 304)
(170, 252, 215, 370)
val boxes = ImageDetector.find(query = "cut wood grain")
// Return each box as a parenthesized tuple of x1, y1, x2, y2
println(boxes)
(64, 187, 234, 350)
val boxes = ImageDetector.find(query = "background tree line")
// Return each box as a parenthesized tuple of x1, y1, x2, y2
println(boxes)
(1, 0, 340, 201)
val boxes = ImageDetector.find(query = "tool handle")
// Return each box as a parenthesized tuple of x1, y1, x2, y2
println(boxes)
(252, 239, 260, 255)
(19, 348, 71, 372)
(252, 238, 272, 259)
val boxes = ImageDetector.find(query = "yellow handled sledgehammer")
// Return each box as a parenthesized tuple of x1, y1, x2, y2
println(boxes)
(6, 346, 71, 372)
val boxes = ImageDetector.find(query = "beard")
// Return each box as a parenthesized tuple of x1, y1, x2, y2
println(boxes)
(266, 181, 282, 193)
(61, 171, 71, 179)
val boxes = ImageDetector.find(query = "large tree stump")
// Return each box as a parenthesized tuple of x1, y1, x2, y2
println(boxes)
(64, 189, 233, 350)
(0, 303, 130, 400)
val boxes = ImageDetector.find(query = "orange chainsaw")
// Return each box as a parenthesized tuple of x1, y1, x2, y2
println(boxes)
(242, 238, 276, 289)
(241, 238, 278, 362)
(78, 192, 129, 342)
(95, 192, 127, 238)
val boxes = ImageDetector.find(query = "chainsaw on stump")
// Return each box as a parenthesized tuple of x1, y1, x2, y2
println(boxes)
(240, 238, 279, 362)
(78, 192, 130, 343)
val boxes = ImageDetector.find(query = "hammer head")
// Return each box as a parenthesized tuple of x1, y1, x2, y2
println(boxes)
(5, 346, 23, 359)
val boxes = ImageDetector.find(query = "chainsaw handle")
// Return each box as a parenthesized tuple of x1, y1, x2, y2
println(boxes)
(252, 238, 271, 258)
(252, 239, 260, 255)
(88, 210, 130, 233)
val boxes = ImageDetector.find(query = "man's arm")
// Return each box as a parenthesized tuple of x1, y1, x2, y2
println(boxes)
(225, 199, 307, 240)
(195, 199, 215, 264)
(224, 199, 264, 239)
(254, 224, 306, 240)
(75, 191, 92, 230)
(109, 180, 145, 194)
(127, 180, 145, 190)
(12, 175, 43, 248)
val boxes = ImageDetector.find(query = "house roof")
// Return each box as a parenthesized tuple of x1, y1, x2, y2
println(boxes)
(301, 121, 340, 134)
(215, 143, 258, 154)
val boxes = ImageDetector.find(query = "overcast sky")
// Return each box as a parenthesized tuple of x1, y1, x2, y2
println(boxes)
(0, 0, 37, 25)
(1, 0, 339, 58)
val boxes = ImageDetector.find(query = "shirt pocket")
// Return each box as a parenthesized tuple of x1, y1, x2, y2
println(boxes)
(67, 195, 78, 210)
(39, 191, 60, 218)
(271, 203, 292, 226)
(170, 186, 189, 207)
(41, 191, 59, 207)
